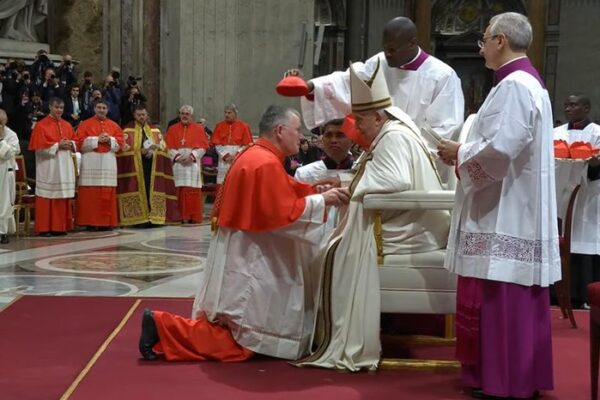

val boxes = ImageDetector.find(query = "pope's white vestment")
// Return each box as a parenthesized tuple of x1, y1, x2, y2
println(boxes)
(295, 115, 449, 371)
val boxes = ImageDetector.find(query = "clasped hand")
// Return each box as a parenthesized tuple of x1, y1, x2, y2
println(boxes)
(322, 187, 351, 207)
(59, 139, 73, 150)
(98, 133, 110, 144)
(179, 155, 194, 165)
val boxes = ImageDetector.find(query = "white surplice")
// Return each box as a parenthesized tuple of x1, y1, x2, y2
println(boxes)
(192, 194, 328, 360)
(445, 71, 561, 287)
(35, 142, 76, 199)
(300, 49, 465, 146)
(215, 145, 242, 184)
(295, 160, 330, 183)
(79, 137, 120, 187)
(554, 122, 600, 254)
(0, 127, 20, 234)
(295, 117, 449, 371)
(168, 148, 206, 188)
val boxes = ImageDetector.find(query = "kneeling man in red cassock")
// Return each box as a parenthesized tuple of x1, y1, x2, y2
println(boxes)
(29, 97, 76, 237)
(138, 105, 350, 362)
(165, 105, 209, 223)
(75, 99, 125, 230)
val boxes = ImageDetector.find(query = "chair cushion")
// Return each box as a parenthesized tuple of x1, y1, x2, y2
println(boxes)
(383, 249, 446, 268)
(380, 250, 456, 291)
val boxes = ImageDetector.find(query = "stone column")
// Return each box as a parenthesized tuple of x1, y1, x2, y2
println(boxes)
(142, 0, 160, 122)
(414, 0, 432, 52)
(103, 0, 160, 122)
(527, 0, 546, 73)
(160, 0, 315, 132)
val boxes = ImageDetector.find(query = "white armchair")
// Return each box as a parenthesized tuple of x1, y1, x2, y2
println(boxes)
(364, 190, 457, 317)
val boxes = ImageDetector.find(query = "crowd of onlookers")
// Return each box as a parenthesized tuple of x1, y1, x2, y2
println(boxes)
(0, 50, 148, 138)
(0, 50, 366, 191)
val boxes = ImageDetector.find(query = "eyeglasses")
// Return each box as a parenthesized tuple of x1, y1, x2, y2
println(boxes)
(477, 34, 499, 49)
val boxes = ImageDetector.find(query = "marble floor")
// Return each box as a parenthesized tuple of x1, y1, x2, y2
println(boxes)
(0, 222, 212, 310)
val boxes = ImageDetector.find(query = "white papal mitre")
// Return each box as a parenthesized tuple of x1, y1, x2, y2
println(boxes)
(349, 58, 392, 113)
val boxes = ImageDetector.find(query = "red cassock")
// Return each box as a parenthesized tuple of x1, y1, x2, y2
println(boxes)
(75, 117, 125, 227)
(165, 122, 209, 222)
(29, 116, 76, 233)
(152, 139, 316, 361)
(210, 119, 253, 146)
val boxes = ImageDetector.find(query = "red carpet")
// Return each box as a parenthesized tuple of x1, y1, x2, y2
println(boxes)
(0, 296, 137, 400)
(0, 296, 590, 400)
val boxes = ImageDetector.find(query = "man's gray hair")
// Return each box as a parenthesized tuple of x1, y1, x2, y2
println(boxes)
(258, 105, 300, 136)
(179, 104, 194, 114)
(489, 12, 532, 52)
(225, 103, 238, 115)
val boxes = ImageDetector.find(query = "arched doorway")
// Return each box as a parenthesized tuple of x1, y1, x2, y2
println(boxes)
(431, 0, 527, 114)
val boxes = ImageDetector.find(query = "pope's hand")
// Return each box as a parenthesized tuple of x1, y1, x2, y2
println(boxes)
(322, 187, 351, 207)
(313, 175, 341, 189)
(437, 139, 460, 166)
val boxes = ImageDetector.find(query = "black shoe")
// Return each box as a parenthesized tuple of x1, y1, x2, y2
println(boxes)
(470, 389, 484, 399)
(0, 235, 8, 244)
(139, 309, 159, 361)
(38, 232, 52, 237)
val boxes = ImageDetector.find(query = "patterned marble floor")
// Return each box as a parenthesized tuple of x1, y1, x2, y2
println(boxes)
(0, 223, 213, 309)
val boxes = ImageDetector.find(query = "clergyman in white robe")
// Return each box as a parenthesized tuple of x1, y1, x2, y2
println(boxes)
(301, 50, 464, 147)
(554, 119, 600, 307)
(440, 53, 560, 397)
(0, 126, 20, 236)
(554, 122, 600, 254)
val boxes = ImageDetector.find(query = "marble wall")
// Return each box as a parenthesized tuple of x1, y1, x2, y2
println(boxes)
(51, 0, 104, 82)
(160, 0, 315, 132)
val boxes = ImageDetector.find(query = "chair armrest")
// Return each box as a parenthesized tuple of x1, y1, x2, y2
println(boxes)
(363, 190, 455, 211)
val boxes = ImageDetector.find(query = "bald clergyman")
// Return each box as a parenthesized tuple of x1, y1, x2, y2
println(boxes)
(299, 16, 464, 156)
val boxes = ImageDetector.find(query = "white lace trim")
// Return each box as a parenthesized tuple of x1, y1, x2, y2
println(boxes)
(458, 232, 557, 264)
